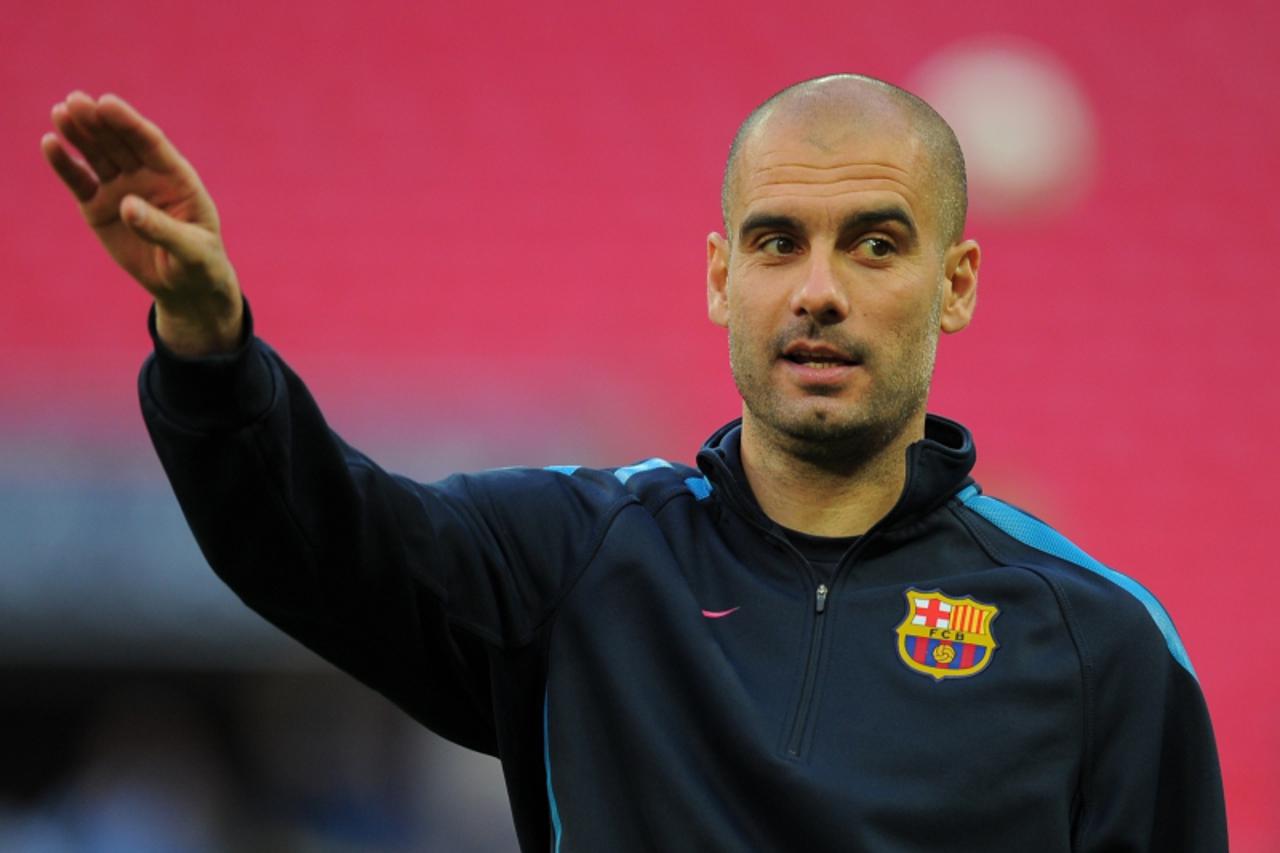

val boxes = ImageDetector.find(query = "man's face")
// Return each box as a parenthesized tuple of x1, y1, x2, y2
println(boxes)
(707, 110, 978, 458)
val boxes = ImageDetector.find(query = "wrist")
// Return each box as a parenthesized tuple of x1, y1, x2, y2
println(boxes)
(154, 284, 245, 357)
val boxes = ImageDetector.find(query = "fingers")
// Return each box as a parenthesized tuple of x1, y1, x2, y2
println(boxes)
(76, 95, 143, 173)
(70, 91, 145, 175)
(97, 94, 189, 176)
(41, 132, 99, 202)
(51, 91, 183, 186)
(120, 195, 209, 264)
(52, 95, 119, 183)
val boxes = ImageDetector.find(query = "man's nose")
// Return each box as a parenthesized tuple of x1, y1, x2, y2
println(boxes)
(789, 253, 850, 324)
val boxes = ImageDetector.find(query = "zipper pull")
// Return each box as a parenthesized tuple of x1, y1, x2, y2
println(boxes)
(815, 584, 829, 614)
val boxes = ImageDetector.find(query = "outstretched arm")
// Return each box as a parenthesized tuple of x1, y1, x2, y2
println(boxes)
(42, 91, 242, 356)
(44, 94, 615, 758)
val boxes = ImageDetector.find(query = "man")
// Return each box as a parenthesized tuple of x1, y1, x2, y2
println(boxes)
(44, 75, 1227, 851)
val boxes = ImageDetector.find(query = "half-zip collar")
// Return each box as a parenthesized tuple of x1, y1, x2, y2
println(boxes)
(695, 414, 977, 534)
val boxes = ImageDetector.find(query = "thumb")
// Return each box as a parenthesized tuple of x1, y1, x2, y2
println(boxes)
(120, 195, 205, 262)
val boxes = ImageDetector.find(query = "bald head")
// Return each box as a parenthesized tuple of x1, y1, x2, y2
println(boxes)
(721, 74, 967, 248)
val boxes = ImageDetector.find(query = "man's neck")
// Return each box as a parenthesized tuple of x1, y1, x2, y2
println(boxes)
(738, 412, 924, 537)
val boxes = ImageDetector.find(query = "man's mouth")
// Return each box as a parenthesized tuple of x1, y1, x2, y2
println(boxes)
(781, 342, 859, 369)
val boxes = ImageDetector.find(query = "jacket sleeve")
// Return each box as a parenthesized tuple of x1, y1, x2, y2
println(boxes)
(138, 304, 621, 753)
(1072, 589, 1228, 851)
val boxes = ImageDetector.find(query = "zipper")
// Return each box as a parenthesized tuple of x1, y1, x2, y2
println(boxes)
(785, 582, 830, 756)
(779, 525, 880, 759)
(702, 444, 918, 761)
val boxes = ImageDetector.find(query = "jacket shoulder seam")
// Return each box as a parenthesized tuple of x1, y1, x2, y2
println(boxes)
(948, 501, 1097, 817)
(954, 489, 1197, 679)
(520, 493, 640, 647)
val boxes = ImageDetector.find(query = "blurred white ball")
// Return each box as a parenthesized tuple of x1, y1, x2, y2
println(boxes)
(912, 38, 1097, 220)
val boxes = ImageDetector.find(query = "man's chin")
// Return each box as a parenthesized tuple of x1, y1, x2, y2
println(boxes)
(757, 402, 916, 467)
(778, 413, 870, 445)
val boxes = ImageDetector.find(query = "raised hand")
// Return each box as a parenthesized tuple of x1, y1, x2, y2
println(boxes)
(42, 92, 244, 356)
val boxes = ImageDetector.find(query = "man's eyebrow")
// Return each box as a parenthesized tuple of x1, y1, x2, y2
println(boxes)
(738, 213, 802, 242)
(840, 207, 918, 240)
(737, 209, 919, 243)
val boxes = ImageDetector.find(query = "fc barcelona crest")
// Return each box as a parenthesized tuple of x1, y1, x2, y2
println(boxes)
(895, 589, 999, 680)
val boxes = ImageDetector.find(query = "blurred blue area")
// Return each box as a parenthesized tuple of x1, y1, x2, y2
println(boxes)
(0, 474, 292, 667)
(0, 670, 519, 851)
(0, 437, 522, 851)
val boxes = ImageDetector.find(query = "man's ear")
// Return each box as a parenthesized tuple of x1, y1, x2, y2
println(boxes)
(940, 239, 980, 334)
(707, 232, 730, 328)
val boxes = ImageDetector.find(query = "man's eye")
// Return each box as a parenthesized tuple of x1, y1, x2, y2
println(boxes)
(761, 236, 799, 256)
(855, 237, 895, 259)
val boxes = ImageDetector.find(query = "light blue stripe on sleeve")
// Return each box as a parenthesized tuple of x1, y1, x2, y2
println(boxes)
(550, 462, 711, 501)
(613, 457, 673, 484)
(684, 476, 713, 500)
(957, 485, 1197, 680)
(544, 690, 563, 852)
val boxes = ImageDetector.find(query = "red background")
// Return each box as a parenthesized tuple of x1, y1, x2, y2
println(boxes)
(5, 0, 1277, 847)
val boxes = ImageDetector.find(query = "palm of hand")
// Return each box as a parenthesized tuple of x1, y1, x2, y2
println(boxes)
(44, 92, 232, 304)
(81, 166, 213, 297)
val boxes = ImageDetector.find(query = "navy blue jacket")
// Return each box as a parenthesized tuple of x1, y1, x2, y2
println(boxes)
(140, 308, 1227, 852)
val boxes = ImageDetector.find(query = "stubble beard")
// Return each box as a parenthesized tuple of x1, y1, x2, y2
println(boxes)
(729, 304, 941, 471)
